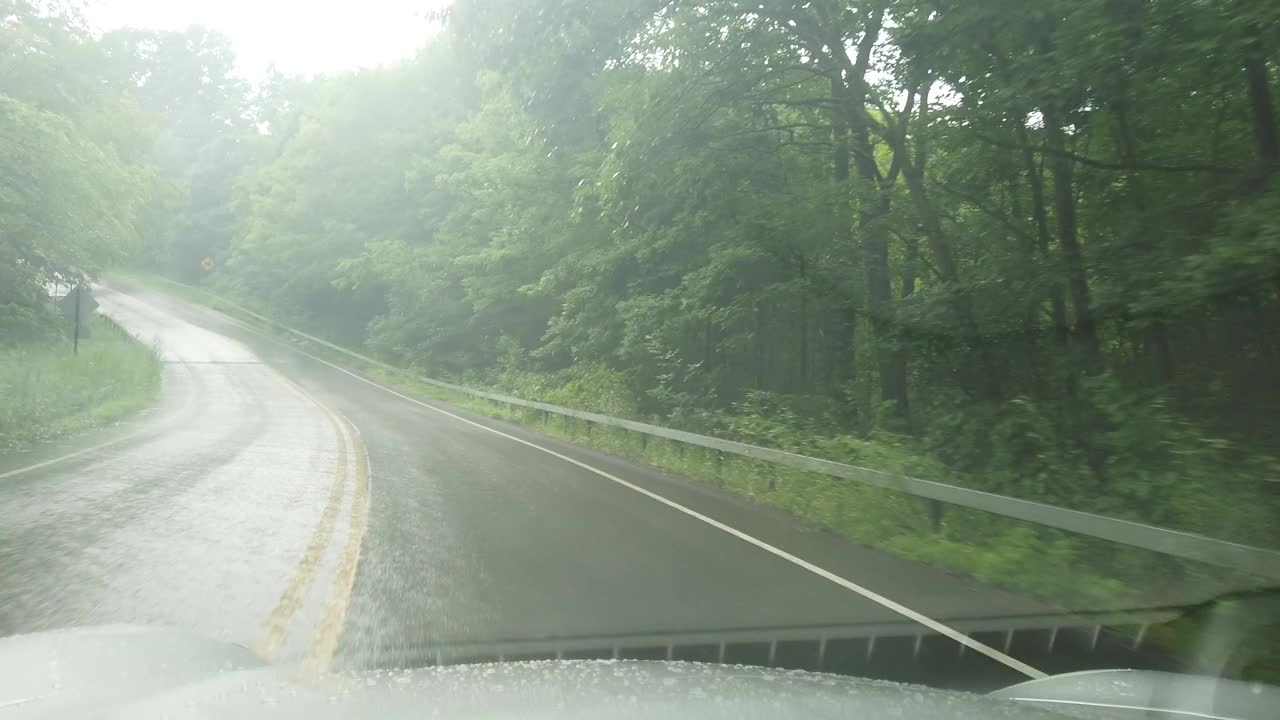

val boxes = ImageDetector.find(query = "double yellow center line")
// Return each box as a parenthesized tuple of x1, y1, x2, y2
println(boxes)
(253, 372, 370, 673)
(305, 419, 369, 673)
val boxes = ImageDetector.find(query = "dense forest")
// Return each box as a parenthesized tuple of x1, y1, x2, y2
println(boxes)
(4, 0, 1279, 543)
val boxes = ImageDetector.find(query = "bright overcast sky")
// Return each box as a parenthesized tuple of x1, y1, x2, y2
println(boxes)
(84, 1, 450, 79)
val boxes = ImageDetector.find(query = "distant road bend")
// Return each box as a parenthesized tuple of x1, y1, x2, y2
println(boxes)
(0, 284, 1170, 690)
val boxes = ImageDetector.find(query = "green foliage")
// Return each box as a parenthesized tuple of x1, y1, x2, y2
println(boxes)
(0, 95, 144, 276)
(0, 2, 166, 337)
(100, 24, 256, 281)
(13, 0, 1278, 628)
(496, 364, 640, 418)
(130, 0, 1279, 597)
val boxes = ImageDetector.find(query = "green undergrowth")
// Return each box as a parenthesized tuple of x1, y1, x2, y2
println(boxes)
(0, 315, 161, 450)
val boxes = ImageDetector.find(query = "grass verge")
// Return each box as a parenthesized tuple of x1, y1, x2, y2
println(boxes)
(0, 315, 162, 451)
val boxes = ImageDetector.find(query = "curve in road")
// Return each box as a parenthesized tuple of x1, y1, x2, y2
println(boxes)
(4, 285, 1175, 690)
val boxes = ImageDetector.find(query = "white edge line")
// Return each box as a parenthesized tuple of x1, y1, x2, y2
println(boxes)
(174, 295, 1048, 680)
(998, 667, 1128, 689)
(0, 434, 144, 481)
(1002, 697, 1240, 720)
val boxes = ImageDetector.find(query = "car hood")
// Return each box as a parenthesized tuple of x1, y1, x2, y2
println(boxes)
(990, 667, 1279, 720)
(0, 625, 1074, 719)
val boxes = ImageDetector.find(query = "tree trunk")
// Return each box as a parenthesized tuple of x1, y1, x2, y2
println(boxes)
(1043, 104, 1100, 367)
(864, 227, 907, 414)
(902, 233, 919, 299)
(825, 304, 857, 394)
(1018, 124, 1070, 347)
(1243, 47, 1280, 359)
(1244, 44, 1279, 182)
(754, 300, 765, 390)
(822, 4, 907, 418)
(798, 254, 810, 391)
(895, 91, 1002, 402)
(1112, 104, 1176, 382)
(703, 318, 714, 371)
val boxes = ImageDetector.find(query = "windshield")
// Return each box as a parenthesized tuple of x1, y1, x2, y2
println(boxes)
(1, 0, 1277, 705)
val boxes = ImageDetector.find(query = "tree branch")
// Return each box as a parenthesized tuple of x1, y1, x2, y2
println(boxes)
(972, 133, 1243, 175)
(932, 180, 1034, 243)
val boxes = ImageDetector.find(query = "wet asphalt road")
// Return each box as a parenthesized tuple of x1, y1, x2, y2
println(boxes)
(0, 289, 355, 663)
(1, 285, 1118, 689)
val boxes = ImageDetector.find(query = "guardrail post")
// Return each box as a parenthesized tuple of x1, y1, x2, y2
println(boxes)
(927, 499, 944, 531)
(1131, 623, 1148, 650)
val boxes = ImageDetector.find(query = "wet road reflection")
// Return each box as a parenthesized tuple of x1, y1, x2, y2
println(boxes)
(0, 288, 366, 665)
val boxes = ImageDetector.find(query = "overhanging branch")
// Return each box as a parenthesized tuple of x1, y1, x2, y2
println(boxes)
(973, 133, 1243, 175)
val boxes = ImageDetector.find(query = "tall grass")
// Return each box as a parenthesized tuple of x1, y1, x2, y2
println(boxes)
(0, 316, 161, 450)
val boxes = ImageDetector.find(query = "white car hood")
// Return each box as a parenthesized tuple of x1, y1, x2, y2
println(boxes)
(0, 625, 1076, 719)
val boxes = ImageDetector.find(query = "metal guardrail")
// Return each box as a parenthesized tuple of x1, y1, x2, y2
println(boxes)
(145, 276, 1280, 581)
